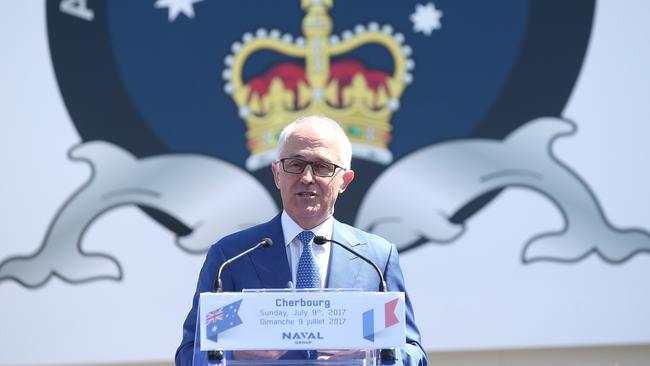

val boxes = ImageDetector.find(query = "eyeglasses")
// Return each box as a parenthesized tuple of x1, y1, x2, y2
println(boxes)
(277, 158, 345, 177)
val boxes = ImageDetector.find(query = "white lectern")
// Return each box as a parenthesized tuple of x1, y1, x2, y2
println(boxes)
(192, 289, 406, 365)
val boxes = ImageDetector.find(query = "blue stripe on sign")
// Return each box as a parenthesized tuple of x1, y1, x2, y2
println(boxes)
(362, 309, 374, 342)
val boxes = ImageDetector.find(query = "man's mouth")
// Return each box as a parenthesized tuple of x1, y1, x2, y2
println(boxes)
(297, 192, 317, 197)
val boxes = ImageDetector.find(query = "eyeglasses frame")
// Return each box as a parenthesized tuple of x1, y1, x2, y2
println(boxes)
(276, 157, 346, 177)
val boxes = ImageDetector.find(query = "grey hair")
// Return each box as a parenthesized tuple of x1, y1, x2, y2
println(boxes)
(275, 115, 352, 169)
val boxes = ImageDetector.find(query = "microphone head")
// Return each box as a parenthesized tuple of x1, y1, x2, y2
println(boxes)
(313, 236, 328, 245)
(261, 238, 273, 248)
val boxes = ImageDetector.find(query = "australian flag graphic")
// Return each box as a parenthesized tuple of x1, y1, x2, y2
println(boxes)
(206, 299, 243, 343)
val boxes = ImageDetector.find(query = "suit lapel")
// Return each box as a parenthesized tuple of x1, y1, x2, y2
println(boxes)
(248, 214, 292, 289)
(326, 220, 366, 289)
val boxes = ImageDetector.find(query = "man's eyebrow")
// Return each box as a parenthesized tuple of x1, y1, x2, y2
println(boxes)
(287, 155, 333, 163)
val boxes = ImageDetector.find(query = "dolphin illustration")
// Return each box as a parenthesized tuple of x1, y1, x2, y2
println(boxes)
(3, 117, 648, 289)
(0, 141, 278, 287)
(356, 117, 650, 264)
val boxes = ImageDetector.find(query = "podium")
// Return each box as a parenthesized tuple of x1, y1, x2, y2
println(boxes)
(192, 289, 406, 365)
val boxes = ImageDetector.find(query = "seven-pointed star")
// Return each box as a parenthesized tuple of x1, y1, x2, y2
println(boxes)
(410, 2, 443, 36)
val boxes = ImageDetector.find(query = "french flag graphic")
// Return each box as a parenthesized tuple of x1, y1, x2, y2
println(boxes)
(362, 298, 400, 342)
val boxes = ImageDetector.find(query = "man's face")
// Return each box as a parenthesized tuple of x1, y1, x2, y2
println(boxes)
(272, 124, 355, 229)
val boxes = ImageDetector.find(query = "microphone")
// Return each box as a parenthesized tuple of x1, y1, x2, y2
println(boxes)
(213, 238, 273, 292)
(208, 238, 272, 362)
(313, 236, 387, 292)
(314, 235, 396, 362)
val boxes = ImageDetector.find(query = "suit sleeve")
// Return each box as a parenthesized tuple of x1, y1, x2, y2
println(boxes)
(384, 243, 428, 366)
(175, 244, 229, 366)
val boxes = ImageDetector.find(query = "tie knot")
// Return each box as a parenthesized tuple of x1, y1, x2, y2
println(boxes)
(297, 231, 315, 246)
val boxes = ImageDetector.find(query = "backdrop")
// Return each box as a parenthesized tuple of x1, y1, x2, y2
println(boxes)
(1, 1, 649, 365)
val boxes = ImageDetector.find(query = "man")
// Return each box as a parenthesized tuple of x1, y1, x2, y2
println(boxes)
(175, 115, 427, 365)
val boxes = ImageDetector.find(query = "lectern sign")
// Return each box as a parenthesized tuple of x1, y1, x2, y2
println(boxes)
(199, 291, 406, 351)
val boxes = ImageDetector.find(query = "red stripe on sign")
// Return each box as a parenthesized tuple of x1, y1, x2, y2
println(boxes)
(384, 298, 399, 328)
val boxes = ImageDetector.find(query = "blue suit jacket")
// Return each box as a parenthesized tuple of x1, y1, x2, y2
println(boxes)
(175, 214, 427, 366)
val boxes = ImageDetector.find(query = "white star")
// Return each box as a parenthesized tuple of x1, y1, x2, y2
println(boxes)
(155, 0, 203, 22)
(410, 2, 443, 36)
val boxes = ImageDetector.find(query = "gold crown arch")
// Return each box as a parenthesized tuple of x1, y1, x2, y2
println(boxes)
(223, 0, 414, 170)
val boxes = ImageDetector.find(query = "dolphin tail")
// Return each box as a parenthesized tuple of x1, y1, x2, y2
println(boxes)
(505, 116, 576, 155)
(0, 141, 135, 288)
(0, 251, 121, 288)
(67, 140, 137, 183)
(522, 225, 650, 264)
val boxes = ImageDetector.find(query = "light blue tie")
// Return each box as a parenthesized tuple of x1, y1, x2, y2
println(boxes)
(296, 231, 321, 288)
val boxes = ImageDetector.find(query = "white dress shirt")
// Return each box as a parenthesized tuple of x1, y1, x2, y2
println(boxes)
(280, 211, 332, 288)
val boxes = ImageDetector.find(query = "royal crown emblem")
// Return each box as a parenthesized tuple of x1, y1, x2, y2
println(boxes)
(223, 0, 414, 170)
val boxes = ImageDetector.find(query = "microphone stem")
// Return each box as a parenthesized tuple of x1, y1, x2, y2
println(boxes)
(213, 239, 270, 292)
(316, 236, 388, 292)
(315, 236, 394, 362)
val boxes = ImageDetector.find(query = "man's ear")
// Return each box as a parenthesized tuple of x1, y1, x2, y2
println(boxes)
(339, 169, 355, 193)
(271, 162, 281, 189)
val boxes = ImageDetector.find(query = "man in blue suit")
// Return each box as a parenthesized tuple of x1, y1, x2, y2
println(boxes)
(175, 115, 427, 365)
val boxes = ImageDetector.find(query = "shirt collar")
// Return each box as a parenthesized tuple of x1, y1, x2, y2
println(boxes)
(280, 211, 334, 247)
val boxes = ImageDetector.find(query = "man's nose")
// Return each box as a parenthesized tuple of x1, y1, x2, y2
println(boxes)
(300, 164, 315, 183)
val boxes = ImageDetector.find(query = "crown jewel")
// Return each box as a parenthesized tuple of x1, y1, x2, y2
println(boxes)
(223, 0, 414, 170)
